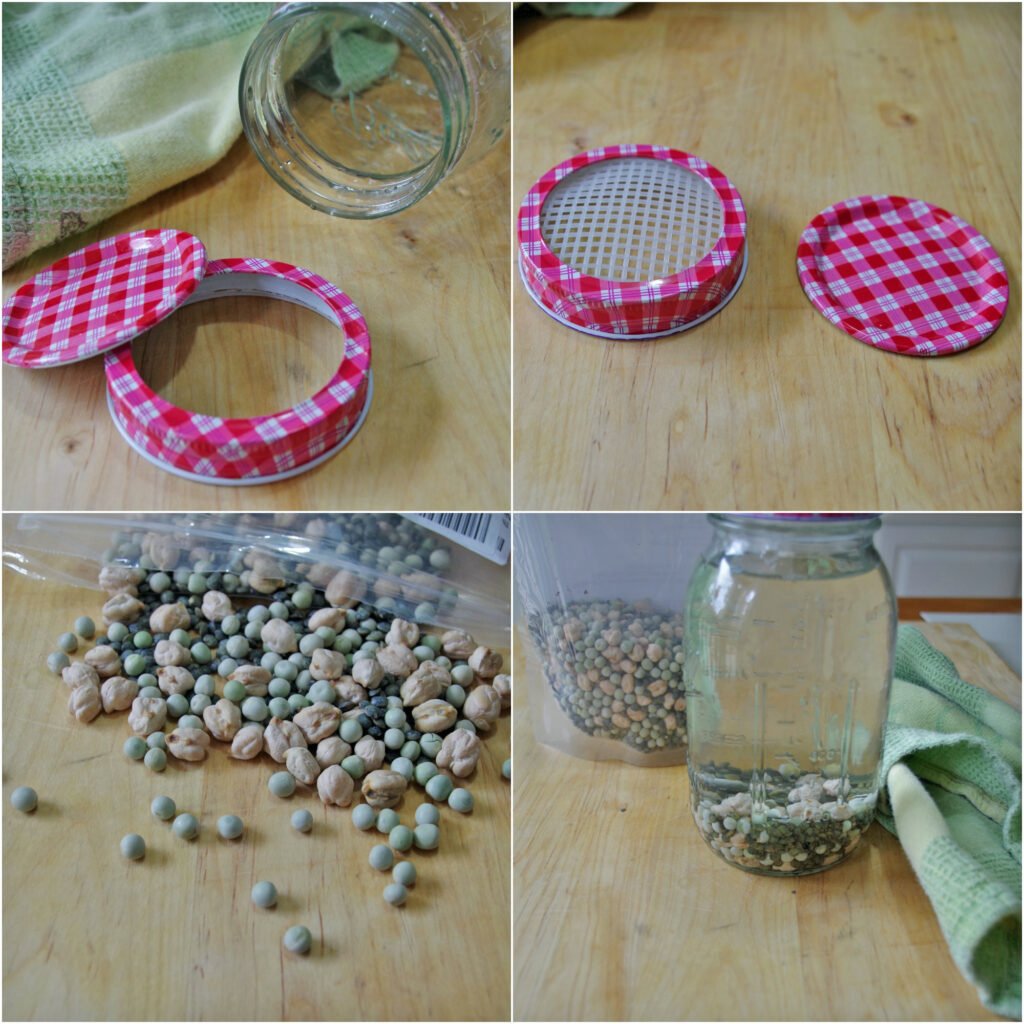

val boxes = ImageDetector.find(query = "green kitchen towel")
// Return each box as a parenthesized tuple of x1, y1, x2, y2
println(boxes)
(296, 17, 399, 99)
(879, 625, 1021, 1019)
(2, 2, 269, 269)
(529, 3, 634, 16)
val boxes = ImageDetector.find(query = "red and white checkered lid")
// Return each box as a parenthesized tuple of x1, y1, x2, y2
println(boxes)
(2, 230, 207, 367)
(3, 230, 372, 484)
(517, 145, 747, 339)
(796, 195, 1008, 356)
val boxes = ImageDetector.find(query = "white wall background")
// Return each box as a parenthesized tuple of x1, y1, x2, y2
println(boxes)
(513, 513, 1022, 622)
(875, 513, 1021, 597)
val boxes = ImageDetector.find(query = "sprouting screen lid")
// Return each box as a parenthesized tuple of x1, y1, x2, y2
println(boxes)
(517, 145, 747, 339)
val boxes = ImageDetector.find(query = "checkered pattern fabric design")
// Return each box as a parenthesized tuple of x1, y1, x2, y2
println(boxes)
(517, 145, 747, 337)
(2, 229, 206, 366)
(105, 258, 371, 481)
(796, 195, 1008, 357)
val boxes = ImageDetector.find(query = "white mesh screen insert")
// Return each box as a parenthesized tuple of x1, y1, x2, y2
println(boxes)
(540, 158, 724, 283)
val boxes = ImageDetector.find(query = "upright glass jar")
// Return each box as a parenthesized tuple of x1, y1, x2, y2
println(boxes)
(684, 514, 896, 876)
(240, 2, 510, 217)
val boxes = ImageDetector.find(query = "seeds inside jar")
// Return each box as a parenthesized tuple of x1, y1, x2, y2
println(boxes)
(690, 766, 877, 875)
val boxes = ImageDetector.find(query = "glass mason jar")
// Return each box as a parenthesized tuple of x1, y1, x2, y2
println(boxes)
(239, 2, 510, 217)
(684, 514, 896, 876)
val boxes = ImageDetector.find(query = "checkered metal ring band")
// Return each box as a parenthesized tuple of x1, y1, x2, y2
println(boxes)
(104, 258, 371, 483)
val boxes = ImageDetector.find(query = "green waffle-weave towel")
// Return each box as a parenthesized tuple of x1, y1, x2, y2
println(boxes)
(529, 3, 634, 16)
(295, 16, 399, 99)
(2, 3, 270, 269)
(879, 625, 1021, 1018)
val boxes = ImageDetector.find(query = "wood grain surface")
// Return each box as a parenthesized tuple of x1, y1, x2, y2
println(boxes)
(512, 621, 1020, 1022)
(2, 566, 511, 1022)
(2, 132, 510, 511)
(512, 3, 1021, 510)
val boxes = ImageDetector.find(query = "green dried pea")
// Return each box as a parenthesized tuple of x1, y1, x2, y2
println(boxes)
(144, 747, 167, 772)
(413, 823, 440, 850)
(47, 651, 70, 674)
(223, 680, 246, 703)
(425, 774, 453, 802)
(340, 719, 363, 743)
(124, 737, 147, 761)
(268, 771, 296, 798)
(217, 814, 244, 839)
(283, 925, 312, 955)
(57, 632, 78, 654)
(369, 844, 394, 870)
(376, 808, 400, 834)
(10, 786, 38, 812)
(389, 825, 415, 852)
(251, 881, 277, 907)
(383, 882, 408, 906)
(414, 803, 439, 826)
(392, 860, 417, 886)
(120, 833, 146, 860)
(172, 813, 199, 840)
(151, 795, 176, 820)
(352, 804, 377, 830)
(448, 788, 473, 813)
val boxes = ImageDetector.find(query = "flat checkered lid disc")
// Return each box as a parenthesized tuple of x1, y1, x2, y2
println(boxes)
(2, 230, 207, 367)
(796, 195, 1008, 356)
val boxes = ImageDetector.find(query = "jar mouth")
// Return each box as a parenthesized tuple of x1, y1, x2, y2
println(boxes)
(240, 2, 468, 218)
(710, 513, 882, 538)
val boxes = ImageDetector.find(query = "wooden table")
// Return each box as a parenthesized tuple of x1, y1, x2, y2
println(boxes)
(2, 567, 511, 1021)
(513, 622, 1020, 1021)
(513, 3, 1021, 510)
(2, 134, 510, 510)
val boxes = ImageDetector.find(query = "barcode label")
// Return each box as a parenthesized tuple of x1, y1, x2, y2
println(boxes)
(405, 513, 511, 565)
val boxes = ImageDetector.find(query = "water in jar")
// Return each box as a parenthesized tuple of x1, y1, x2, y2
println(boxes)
(685, 541, 895, 875)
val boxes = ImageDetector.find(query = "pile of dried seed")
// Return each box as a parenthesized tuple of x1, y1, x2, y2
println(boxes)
(691, 769, 877, 875)
(46, 557, 511, 919)
(95, 513, 460, 624)
(526, 598, 686, 753)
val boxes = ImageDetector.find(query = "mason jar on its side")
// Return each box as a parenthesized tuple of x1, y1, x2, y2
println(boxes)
(240, 2, 510, 217)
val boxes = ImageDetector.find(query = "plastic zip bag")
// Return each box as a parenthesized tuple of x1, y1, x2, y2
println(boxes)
(515, 514, 694, 766)
(5, 513, 508, 646)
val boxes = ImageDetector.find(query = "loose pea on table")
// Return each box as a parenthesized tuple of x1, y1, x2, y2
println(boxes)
(2, 565, 509, 1019)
